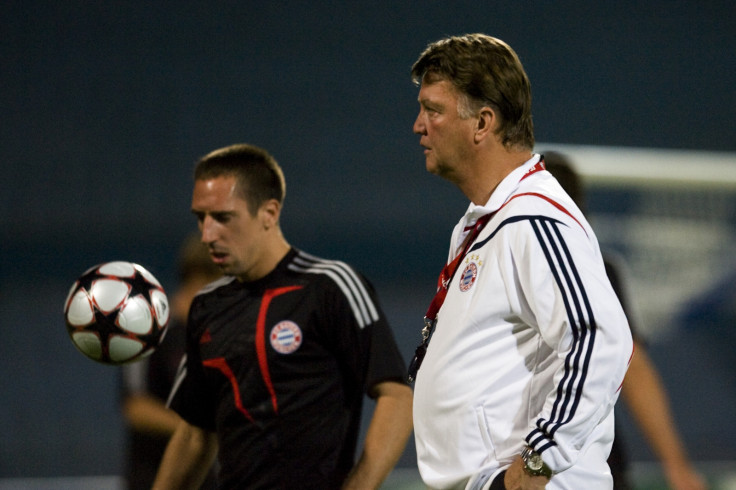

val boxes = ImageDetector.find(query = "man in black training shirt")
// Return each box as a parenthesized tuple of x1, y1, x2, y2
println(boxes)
(153, 143, 413, 489)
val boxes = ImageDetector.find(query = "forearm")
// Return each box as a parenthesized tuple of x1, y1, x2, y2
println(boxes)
(622, 346, 705, 489)
(623, 346, 692, 468)
(123, 393, 182, 436)
(342, 381, 413, 490)
(503, 456, 550, 490)
(152, 419, 218, 490)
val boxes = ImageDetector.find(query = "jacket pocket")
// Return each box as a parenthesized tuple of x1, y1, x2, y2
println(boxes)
(475, 405, 498, 461)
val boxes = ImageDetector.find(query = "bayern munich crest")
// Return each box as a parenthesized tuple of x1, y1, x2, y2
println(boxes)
(270, 321, 303, 354)
(459, 255, 483, 292)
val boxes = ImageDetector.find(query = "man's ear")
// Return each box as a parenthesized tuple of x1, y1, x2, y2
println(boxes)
(475, 106, 497, 143)
(259, 199, 281, 230)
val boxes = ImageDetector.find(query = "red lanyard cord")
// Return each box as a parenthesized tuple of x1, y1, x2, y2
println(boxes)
(407, 213, 493, 383)
(407, 158, 546, 383)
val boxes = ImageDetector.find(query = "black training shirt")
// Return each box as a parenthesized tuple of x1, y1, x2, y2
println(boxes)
(168, 248, 407, 489)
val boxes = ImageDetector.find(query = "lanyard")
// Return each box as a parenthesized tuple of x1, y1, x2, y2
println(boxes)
(407, 213, 492, 382)
(407, 158, 546, 383)
(425, 212, 493, 322)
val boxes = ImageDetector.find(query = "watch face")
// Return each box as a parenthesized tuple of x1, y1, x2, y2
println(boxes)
(528, 454, 543, 471)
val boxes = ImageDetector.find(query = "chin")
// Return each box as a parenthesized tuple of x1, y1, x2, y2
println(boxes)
(426, 161, 448, 178)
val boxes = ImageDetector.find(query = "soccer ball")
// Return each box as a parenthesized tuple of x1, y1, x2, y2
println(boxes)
(64, 261, 170, 365)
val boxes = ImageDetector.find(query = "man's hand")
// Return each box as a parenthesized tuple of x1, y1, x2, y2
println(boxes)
(503, 456, 550, 490)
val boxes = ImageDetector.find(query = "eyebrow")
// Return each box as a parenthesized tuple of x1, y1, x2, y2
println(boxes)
(190, 209, 236, 218)
(419, 97, 443, 110)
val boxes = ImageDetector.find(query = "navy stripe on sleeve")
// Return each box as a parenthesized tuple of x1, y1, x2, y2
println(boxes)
(526, 217, 597, 453)
(473, 214, 597, 454)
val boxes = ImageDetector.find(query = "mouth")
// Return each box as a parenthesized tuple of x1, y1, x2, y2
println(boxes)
(209, 250, 228, 265)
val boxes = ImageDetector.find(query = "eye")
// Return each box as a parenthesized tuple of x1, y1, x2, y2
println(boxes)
(424, 104, 440, 116)
(212, 212, 233, 224)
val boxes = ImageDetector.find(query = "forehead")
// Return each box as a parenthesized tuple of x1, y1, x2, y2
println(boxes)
(191, 176, 244, 209)
(418, 79, 460, 104)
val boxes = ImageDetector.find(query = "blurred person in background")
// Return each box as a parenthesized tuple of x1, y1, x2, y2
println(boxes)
(121, 233, 222, 489)
(544, 151, 707, 490)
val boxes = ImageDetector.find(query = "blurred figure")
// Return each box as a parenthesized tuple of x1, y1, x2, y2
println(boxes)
(121, 233, 222, 490)
(544, 151, 707, 490)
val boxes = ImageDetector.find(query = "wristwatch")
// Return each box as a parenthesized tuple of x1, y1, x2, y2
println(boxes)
(521, 446, 553, 479)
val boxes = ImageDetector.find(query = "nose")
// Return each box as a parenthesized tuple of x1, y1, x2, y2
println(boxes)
(413, 111, 426, 135)
(200, 216, 217, 245)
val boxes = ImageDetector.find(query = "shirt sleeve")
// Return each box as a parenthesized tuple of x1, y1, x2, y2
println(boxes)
(603, 252, 642, 342)
(510, 199, 633, 473)
(165, 300, 217, 431)
(319, 264, 408, 397)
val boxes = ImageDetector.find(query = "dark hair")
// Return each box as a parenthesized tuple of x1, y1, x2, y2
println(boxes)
(411, 33, 534, 151)
(543, 151, 586, 213)
(194, 143, 286, 215)
(176, 232, 222, 283)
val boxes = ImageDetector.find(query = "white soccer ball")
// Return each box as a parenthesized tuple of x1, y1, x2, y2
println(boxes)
(64, 261, 170, 365)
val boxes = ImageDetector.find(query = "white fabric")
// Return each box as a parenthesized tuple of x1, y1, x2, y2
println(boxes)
(413, 155, 633, 489)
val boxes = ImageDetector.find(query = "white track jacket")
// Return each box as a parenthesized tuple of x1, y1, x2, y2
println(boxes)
(413, 155, 633, 489)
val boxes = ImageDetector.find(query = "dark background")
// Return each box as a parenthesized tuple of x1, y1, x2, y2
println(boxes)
(1, 0, 734, 479)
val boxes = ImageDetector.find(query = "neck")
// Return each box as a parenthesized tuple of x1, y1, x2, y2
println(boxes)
(239, 232, 291, 282)
(460, 149, 533, 205)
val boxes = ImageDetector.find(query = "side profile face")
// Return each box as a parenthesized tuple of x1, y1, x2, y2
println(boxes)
(191, 175, 270, 281)
(413, 79, 477, 182)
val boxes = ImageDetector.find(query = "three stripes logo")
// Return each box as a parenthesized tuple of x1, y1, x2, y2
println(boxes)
(287, 251, 379, 328)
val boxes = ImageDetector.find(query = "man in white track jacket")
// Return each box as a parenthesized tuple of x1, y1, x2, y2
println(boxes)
(409, 34, 633, 490)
